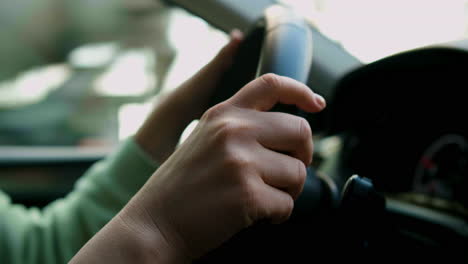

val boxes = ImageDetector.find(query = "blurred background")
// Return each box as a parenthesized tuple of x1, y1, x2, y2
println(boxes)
(0, 0, 227, 147)
(2, 0, 468, 147)
(2, 0, 468, 205)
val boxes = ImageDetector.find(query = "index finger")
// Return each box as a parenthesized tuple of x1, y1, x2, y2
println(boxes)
(227, 73, 326, 112)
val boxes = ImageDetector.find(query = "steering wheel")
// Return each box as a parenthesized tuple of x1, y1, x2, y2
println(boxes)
(198, 5, 344, 264)
(209, 2, 339, 216)
(209, 5, 312, 114)
(210, 4, 341, 217)
(202, 5, 467, 263)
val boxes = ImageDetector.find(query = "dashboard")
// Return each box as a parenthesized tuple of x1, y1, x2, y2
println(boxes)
(327, 45, 468, 261)
(331, 46, 468, 213)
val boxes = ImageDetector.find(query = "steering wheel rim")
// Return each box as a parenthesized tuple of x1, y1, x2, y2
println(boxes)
(209, 3, 339, 220)
(209, 5, 313, 116)
(209, 2, 339, 226)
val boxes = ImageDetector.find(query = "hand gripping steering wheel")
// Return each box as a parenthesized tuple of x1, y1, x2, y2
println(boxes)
(210, 4, 339, 215)
(199, 5, 343, 263)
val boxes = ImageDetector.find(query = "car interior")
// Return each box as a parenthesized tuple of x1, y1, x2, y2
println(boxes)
(0, 0, 467, 262)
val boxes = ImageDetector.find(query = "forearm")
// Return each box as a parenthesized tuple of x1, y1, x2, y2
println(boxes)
(69, 197, 189, 264)
(68, 216, 154, 263)
(0, 139, 158, 264)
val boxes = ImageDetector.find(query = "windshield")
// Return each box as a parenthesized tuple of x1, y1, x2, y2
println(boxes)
(280, 0, 468, 63)
(2, 0, 467, 148)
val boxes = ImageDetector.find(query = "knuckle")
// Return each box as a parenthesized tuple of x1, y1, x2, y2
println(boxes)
(297, 117, 313, 164)
(287, 159, 307, 199)
(213, 118, 251, 145)
(215, 120, 236, 142)
(260, 73, 282, 91)
(202, 102, 229, 122)
(272, 194, 294, 223)
(240, 180, 256, 204)
(295, 160, 307, 188)
(215, 121, 239, 144)
(238, 180, 259, 222)
(297, 117, 312, 143)
(201, 103, 224, 121)
(221, 145, 255, 186)
(283, 196, 294, 218)
(223, 150, 251, 173)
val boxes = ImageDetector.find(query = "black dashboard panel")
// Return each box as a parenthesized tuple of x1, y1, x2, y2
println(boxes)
(322, 46, 468, 262)
(330, 46, 468, 218)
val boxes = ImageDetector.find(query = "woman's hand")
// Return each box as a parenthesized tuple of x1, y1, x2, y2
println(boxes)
(70, 53, 326, 264)
(131, 73, 326, 261)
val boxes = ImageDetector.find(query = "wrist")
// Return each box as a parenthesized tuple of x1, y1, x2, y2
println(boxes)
(117, 203, 192, 264)
(69, 205, 190, 264)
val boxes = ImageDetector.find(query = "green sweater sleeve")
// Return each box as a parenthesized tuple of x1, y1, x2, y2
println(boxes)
(0, 137, 159, 264)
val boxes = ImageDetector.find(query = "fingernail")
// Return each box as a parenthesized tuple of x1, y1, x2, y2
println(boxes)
(314, 94, 326, 108)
